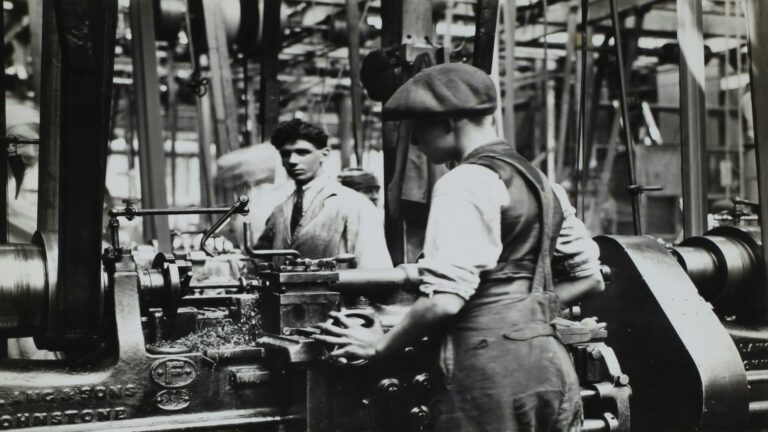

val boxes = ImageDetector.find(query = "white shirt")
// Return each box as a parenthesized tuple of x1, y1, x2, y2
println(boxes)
(412, 164, 601, 300)
(294, 174, 330, 214)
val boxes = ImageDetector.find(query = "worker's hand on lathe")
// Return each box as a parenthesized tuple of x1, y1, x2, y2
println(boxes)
(312, 311, 384, 360)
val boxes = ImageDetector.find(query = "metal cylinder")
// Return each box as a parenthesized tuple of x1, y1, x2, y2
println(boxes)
(0, 243, 48, 337)
(750, 400, 768, 415)
(335, 267, 420, 293)
(747, 370, 768, 385)
(672, 228, 760, 307)
(670, 246, 720, 296)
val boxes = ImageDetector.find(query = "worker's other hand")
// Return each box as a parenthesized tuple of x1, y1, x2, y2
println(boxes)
(312, 311, 384, 361)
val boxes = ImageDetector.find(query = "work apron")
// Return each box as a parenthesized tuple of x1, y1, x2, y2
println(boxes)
(434, 148, 582, 432)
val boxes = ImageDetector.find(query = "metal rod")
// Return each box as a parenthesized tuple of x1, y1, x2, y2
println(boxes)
(201, 0, 239, 153)
(190, 283, 240, 290)
(346, 0, 365, 165)
(110, 207, 242, 218)
(502, 0, 516, 146)
(184, 0, 215, 216)
(259, 0, 282, 141)
(608, 0, 642, 235)
(577, 0, 589, 219)
(200, 196, 249, 256)
(677, 0, 708, 237)
(747, 370, 768, 384)
(556, 5, 578, 180)
(335, 267, 419, 293)
(750, 400, 768, 415)
(130, 0, 172, 250)
(0, 0, 7, 243)
(0, 137, 41, 145)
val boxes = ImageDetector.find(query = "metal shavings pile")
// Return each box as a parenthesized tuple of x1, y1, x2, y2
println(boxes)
(157, 302, 260, 352)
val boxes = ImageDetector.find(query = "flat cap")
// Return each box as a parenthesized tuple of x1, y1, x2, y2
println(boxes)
(338, 168, 379, 190)
(383, 62, 497, 121)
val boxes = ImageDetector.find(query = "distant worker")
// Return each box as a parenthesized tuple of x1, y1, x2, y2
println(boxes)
(338, 167, 381, 206)
(254, 119, 392, 269)
(6, 97, 40, 243)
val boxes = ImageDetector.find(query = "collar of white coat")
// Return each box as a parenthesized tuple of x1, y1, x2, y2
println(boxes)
(298, 173, 330, 193)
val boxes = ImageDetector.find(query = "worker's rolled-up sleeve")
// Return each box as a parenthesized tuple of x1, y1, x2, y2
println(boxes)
(416, 165, 509, 300)
(551, 183, 601, 280)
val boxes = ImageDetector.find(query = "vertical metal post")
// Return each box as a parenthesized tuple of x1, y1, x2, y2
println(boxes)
(201, 0, 239, 153)
(0, 0, 7, 243)
(184, 0, 214, 209)
(29, 0, 43, 106)
(346, 0, 364, 165)
(381, 0, 404, 264)
(608, 0, 642, 235)
(129, 0, 171, 250)
(677, 0, 708, 237)
(473, 0, 500, 74)
(339, 94, 353, 169)
(259, 0, 282, 141)
(556, 6, 578, 180)
(197, 91, 216, 209)
(444, 0, 454, 63)
(502, 0, 516, 147)
(37, 0, 60, 233)
(744, 0, 768, 315)
(168, 54, 179, 206)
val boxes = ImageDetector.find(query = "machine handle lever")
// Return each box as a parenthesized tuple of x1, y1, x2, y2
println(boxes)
(200, 196, 250, 257)
(242, 220, 302, 259)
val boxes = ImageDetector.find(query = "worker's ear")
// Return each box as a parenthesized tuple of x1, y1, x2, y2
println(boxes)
(320, 146, 331, 158)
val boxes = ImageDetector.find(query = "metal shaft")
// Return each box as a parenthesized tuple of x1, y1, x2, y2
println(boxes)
(608, 0, 641, 235)
(335, 267, 419, 293)
(677, 0, 708, 237)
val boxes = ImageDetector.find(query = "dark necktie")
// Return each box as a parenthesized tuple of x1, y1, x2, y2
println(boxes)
(290, 186, 304, 235)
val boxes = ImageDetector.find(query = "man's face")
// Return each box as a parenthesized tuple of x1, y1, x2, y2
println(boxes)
(279, 139, 329, 185)
(412, 118, 457, 164)
(358, 186, 380, 206)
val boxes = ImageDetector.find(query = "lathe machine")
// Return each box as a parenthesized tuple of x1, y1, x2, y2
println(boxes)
(0, 194, 628, 431)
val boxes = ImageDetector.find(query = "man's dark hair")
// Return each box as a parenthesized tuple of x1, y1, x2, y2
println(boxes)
(270, 118, 328, 149)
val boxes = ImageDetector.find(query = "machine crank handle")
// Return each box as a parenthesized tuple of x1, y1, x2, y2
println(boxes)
(200, 196, 250, 257)
(242, 220, 301, 259)
(626, 184, 663, 194)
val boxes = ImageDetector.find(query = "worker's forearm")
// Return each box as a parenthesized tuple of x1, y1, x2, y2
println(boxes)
(375, 294, 463, 357)
(554, 273, 605, 306)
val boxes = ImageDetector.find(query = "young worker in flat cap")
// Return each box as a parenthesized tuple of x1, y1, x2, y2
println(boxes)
(338, 168, 381, 206)
(313, 63, 603, 431)
(254, 119, 392, 269)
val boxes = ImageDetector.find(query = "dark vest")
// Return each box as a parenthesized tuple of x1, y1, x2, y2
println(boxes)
(454, 141, 563, 337)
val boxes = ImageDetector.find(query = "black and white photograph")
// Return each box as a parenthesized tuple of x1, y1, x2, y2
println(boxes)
(0, 0, 764, 430)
